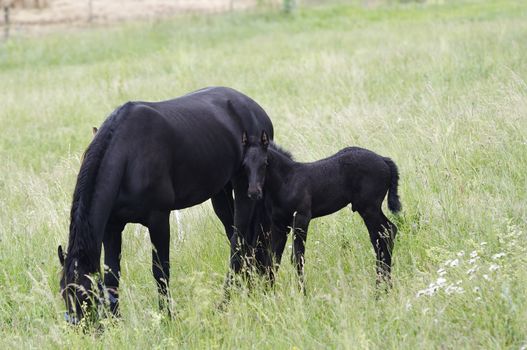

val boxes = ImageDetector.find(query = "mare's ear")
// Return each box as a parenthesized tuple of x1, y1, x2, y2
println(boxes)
(242, 131, 248, 147)
(92, 127, 98, 136)
(261, 131, 269, 148)
(58, 245, 65, 267)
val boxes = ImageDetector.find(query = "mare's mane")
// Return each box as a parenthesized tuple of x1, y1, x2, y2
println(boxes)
(65, 102, 131, 276)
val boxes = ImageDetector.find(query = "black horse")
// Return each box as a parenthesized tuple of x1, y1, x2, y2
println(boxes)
(245, 143, 401, 292)
(57, 87, 273, 323)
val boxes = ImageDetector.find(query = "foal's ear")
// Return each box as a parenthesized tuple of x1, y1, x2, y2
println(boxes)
(242, 131, 248, 147)
(261, 131, 269, 148)
(58, 245, 65, 267)
(92, 127, 98, 136)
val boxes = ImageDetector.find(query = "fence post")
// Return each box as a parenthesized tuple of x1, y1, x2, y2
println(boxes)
(3, 5, 9, 41)
(283, 0, 295, 14)
(87, 0, 93, 23)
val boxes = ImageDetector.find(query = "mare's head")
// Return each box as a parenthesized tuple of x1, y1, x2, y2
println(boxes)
(242, 130, 269, 200)
(58, 245, 103, 325)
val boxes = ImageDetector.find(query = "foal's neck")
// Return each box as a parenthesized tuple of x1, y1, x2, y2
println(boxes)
(267, 149, 300, 191)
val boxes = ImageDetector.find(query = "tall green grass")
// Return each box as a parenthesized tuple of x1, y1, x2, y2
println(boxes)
(1, 0, 526, 348)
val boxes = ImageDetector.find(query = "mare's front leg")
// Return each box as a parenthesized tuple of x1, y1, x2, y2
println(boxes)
(221, 180, 256, 304)
(230, 178, 258, 275)
(147, 210, 172, 316)
(291, 213, 311, 295)
(211, 183, 235, 241)
(359, 207, 397, 287)
(103, 219, 126, 316)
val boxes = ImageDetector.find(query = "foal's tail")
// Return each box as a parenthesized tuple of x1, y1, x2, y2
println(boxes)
(384, 157, 402, 213)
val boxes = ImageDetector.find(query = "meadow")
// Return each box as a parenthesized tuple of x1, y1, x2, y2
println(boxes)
(0, 0, 526, 348)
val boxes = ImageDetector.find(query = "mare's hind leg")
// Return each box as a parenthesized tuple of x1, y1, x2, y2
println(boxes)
(359, 206, 397, 286)
(211, 183, 235, 241)
(147, 210, 172, 316)
(103, 220, 125, 316)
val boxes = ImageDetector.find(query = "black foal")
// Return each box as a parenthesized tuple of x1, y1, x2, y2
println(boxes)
(245, 143, 402, 291)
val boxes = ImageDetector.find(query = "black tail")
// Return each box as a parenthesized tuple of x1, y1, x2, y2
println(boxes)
(384, 157, 402, 213)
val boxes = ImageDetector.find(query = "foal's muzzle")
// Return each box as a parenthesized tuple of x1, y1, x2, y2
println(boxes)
(248, 188, 262, 200)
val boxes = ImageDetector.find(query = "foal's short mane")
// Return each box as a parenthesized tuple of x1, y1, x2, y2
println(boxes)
(66, 102, 132, 276)
(270, 142, 294, 160)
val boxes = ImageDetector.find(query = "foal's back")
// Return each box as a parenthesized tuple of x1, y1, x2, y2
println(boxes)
(307, 147, 392, 216)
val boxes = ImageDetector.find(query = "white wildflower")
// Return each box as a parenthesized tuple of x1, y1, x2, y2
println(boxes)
(467, 266, 478, 275)
(436, 277, 447, 287)
(480, 242, 487, 246)
(457, 250, 465, 257)
(468, 257, 479, 264)
(483, 274, 490, 281)
(445, 285, 464, 295)
(417, 284, 440, 298)
(489, 264, 500, 272)
(470, 250, 478, 258)
(492, 252, 506, 260)
(449, 259, 459, 267)
(443, 259, 452, 266)
(437, 268, 446, 276)
(475, 296, 482, 301)
(473, 286, 480, 292)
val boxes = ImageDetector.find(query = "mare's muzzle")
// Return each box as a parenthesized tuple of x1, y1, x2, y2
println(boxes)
(64, 312, 79, 325)
(62, 280, 106, 325)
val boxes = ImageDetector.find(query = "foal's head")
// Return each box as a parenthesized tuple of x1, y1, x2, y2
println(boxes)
(242, 130, 269, 200)
(58, 246, 103, 325)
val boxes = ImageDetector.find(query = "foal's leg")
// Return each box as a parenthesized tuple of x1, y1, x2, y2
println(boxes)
(103, 220, 125, 316)
(291, 215, 311, 295)
(147, 210, 172, 315)
(211, 183, 235, 241)
(359, 207, 397, 286)
(268, 221, 289, 286)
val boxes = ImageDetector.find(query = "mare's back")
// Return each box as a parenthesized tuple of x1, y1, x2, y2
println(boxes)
(140, 87, 269, 132)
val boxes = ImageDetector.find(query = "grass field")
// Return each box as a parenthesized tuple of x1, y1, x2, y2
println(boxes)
(1, 0, 526, 348)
